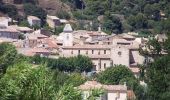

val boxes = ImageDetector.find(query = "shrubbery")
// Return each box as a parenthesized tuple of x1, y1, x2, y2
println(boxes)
(30, 55, 93, 72)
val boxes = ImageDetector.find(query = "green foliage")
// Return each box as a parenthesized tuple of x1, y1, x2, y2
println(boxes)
(147, 38, 162, 55)
(19, 20, 30, 27)
(0, 62, 83, 100)
(64, 0, 170, 34)
(97, 65, 135, 85)
(24, 3, 47, 25)
(0, 43, 17, 75)
(97, 65, 145, 100)
(87, 88, 105, 100)
(0, 4, 18, 18)
(146, 55, 170, 100)
(56, 10, 71, 20)
(102, 13, 122, 34)
(23, 0, 38, 4)
(56, 84, 82, 100)
(30, 55, 93, 72)
(66, 73, 86, 86)
(54, 26, 64, 35)
(127, 13, 148, 30)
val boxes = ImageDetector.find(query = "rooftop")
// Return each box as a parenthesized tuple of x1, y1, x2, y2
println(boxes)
(62, 44, 111, 50)
(63, 24, 73, 32)
(28, 16, 40, 20)
(47, 15, 59, 20)
(0, 26, 19, 33)
(78, 81, 127, 92)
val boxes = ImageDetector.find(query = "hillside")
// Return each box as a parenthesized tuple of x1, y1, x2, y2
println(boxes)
(0, 0, 71, 16)
(38, 0, 71, 15)
(1, 0, 170, 35)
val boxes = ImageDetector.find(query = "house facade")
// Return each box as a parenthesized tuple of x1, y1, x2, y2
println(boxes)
(46, 15, 60, 28)
(27, 16, 41, 27)
(78, 81, 128, 100)
(0, 26, 19, 39)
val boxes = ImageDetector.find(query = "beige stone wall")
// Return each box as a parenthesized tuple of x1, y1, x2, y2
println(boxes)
(61, 49, 112, 72)
(46, 18, 55, 28)
(111, 47, 130, 67)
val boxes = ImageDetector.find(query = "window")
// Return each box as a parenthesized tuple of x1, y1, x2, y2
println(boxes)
(78, 50, 80, 55)
(118, 51, 122, 56)
(71, 51, 73, 54)
(86, 50, 88, 55)
(92, 50, 94, 54)
(98, 63, 101, 70)
(98, 51, 100, 55)
(104, 63, 106, 69)
(66, 34, 69, 39)
(104, 50, 106, 54)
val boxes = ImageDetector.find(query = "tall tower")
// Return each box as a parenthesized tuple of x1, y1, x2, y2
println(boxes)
(63, 24, 73, 46)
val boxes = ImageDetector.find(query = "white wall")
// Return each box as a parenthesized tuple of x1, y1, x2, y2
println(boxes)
(108, 92, 127, 100)
(0, 18, 8, 27)
(63, 33, 73, 46)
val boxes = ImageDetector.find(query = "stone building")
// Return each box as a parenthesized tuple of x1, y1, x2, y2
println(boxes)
(59, 24, 145, 77)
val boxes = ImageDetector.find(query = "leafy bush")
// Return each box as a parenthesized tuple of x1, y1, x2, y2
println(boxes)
(30, 55, 93, 72)
(24, 3, 47, 25)
(0, 4, 18, 18)
(56, 10, 71, 20)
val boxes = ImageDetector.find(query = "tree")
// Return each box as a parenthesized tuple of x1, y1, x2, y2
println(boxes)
(127, 13, 148, 30)
(74, 55, 93, 72)
(56, 84, 82, 100)
(97, 65, 135, 85)
(24, 3, 47, 25)
(66, 73, 86, 86)
(0, 4, 18, 18)
(56, 10, 71, 20)
(0, 62, 83, 100)
(144, 4, 160, 20)
(0, 43, 17, 75)
(147, 38, 162, 55)
(146, 55, 170, 100)
(97, 65, 145, 100)
(30, 55, 93, 72)
(102, 12, 122, 34)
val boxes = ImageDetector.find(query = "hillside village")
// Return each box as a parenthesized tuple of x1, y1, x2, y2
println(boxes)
(0, 0, 170, 100)
(0, 14, 164, 100)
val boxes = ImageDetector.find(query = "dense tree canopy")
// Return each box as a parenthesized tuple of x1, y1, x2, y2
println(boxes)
(146, 55, 170, 100)
(0, 62, 82, 100)
(24, 3, 47, 25)
(0, 43, 17, 75)
(30, 55, 93, 72)
(97, 65, 146, 100)
(63, 0, 170, 34)
(0, 4, 18, 18)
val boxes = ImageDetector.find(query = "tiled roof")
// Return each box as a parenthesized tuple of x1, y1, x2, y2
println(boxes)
(78, 81, 127, 91)
(0, 26, 19, 33)
(17, 48, 51, 56)
(63, 24, 73, 32)
(47, 15, 59, 20)
(28, 16, 40, 20)
(26, 30, 48, 39)
(40, 38, 58, 49)
(62, 44, 111, 50)
(0, 38, 18, 43)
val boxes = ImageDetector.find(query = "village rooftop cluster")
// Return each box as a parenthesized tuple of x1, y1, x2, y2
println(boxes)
(0, 15, 167, 100)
